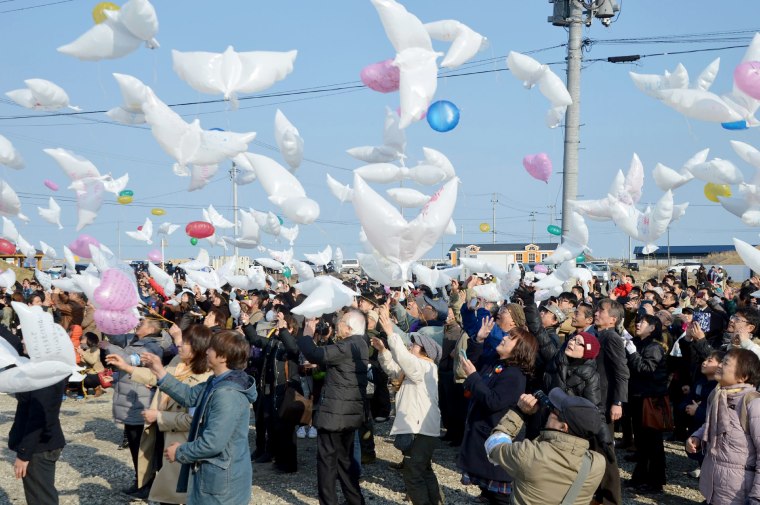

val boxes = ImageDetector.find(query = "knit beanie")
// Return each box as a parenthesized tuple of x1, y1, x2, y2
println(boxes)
(506, 303, 527, 329)
(578, 331, 601, 360)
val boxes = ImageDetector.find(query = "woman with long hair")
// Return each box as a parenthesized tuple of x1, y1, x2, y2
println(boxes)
(459, 318, 538, 505)
(107, 324, 212, 503)
(624, 313, 670, 494)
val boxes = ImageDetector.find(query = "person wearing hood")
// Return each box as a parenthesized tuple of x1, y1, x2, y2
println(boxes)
(483, 388, 606, 505)
(371, 307, 444, 505)
(138, 330, 258, 505)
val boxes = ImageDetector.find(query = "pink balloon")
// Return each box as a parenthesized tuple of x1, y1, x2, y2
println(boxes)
(735, 61, 760, 100)
(532, 264, 548, 274)
(147, 249, 162, 263)
(94, 308, 140, 335)
(68, 234, 100, 258)
(522, 153, 553, 184)
(360, 59, 400, 93)
(43, 179, 59, 191)
(93, 268, 139, 311)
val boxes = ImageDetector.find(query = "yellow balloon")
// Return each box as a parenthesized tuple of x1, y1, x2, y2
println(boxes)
(117, 195, 133, 205)
(151, 208, 166, 216)
(479, 223, 491, 233)
(92, 2, 120, 24)
(73, 255, 80, 262)
(704, 183, 731, 203)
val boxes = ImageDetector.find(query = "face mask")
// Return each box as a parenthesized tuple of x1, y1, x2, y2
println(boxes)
(265, 310, 276, 322)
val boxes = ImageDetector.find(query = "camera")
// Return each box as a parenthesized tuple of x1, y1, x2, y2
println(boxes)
(315, 320, 330, 336)
(534, 390, 555, 410)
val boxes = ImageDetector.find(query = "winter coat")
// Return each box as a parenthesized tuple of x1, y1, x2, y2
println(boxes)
(595, 328, 629, 414)
(459, 340, 527, 483)
(546, 355, 604, 415)
(377, 332, 440, 437)
(297, 333, 368, 432)
(692, 384, 760, 505)
(132, 356, 212, 503)
(105, 334, 163, 425)
(486, 410, 606, 505)
(80, 347, 104, 374)
(8, 379, 67, 460)
(158, 370, 257, 505)
(627, 337, 668, 398)
(243, 325, 300, 409)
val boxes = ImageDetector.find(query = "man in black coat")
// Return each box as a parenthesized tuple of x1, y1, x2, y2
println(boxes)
(9, 378, 67, 505)
(299, 309, 368, 505)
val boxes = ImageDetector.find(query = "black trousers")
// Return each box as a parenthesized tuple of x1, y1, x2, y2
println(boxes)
(272, 414, 298, 472)
(124, 423, 144, 483)
(316, 429, 365, 505)
(369, 363, 391, 419)
(22, 448, 62, 505)
(254, 392, 274, 457)
(630, 396, 666, 486)
(438, 371, 466, 442)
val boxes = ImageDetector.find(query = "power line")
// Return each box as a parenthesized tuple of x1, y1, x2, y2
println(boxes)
(0, 0, 72, 14)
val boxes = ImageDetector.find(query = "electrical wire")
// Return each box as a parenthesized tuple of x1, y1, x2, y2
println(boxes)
(0, 0, 72, 14)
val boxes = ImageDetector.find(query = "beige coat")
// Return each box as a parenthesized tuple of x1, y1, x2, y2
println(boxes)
(79, 348, 104, 375)
(131, 356, 211, 504)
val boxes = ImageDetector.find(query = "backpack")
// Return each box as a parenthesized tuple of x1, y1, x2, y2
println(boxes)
(739, 390, 760, 435)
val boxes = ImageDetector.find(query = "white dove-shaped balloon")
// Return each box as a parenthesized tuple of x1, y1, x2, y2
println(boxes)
(6, 79, 79, 111)
(326, 174, 353, 203)
(357, 252, 405, 287)
(0, 180, 26, 220)
(387, 188, 430, 208)
(16, 233, 36, 260)
(279, 224, 299, 246)
(304, 245, 332, 267)
(652, 149, 707, 191)
(544, 211, 590, 265)
(141, 88, 256, 174)
(346, 107, 406, 163)
(125, 217, 153, 244)
(246, 153, 319, 224)
(38, 197, 63, 229)
(255, 257, 284, 271)
(292, 260, 315, 281)
(274, 110, 304, 171)
(268, 247, 294, 265)
(172, 46, 297, 108)
(106, 73, 149, 124)
(180, 248, 210, 271)
(58, 0, 159, 61)
(2, 216, 18, 242)
(0, 134, 24, 169)
(148, 262, 174, 297)
(35, 268, 53, 291)
(507, 51, 572, 128)
(291, 276, 360, 318)
(157, 222, 180, 235)
(203, 204, 234, 229)
(185, 269, 222, 292)
(371, 0, 442, 129)
(424, 19, 487, 69)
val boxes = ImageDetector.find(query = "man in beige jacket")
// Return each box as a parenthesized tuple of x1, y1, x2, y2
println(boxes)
(484, 388, 606, 505)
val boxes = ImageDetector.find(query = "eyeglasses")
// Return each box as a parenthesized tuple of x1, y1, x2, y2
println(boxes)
(730, 315, 748, 324)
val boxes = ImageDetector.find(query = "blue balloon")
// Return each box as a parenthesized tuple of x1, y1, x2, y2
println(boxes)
(426, 100, 460, 132)
(721, 120, 748, 130)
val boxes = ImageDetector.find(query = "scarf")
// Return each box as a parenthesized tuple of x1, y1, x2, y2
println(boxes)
(703, 383, 754, 455)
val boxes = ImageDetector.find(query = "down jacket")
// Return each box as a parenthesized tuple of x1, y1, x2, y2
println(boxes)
(692, 384, 760, 505)
(105, 334, 163, 425)
(297, 333, 368, 432)
(627, 337, 668, 398)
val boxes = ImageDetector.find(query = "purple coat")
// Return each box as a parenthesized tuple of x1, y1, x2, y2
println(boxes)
(692, 384, 760, 505)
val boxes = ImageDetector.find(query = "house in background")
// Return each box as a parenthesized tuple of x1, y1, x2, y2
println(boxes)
(448, 242, 557, 269)
(633, 245, 738, 267)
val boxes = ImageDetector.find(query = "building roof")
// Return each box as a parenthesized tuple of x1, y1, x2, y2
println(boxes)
(449, 243, 557, 252)
(633, 245, 745, 257)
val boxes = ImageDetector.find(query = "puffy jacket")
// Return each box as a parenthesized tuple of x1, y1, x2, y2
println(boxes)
(627, 337, 668, 398)
(243, 325, 300, 409)
(158, 370, 257, 505)
(377, 332, 440, 437)
(297, 333, 368, 432)
(459, 340, 526, 483)
(486, 410, 606, 505)
(105, 334, 163, 424)
(692, 384, 760, 505)
(546, 354, 604, 416)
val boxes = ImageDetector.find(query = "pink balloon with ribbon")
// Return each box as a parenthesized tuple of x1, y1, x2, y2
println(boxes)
(94, 308, 140, 335)
(735, 61, 760, 100)
(360, 59, 400, 93)
(43, 179, 59, 191)
(522, 153, 553, 183)
(68, 234, 100, 258)
(94, 268, 139, 311)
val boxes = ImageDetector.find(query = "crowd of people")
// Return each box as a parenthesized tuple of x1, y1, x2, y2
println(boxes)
(6, 260, 760, 505)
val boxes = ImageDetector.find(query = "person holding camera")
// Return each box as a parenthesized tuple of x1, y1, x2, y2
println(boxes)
(483, 389, 606, 505)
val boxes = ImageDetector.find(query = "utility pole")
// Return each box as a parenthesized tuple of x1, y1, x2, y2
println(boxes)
(460, 224, 464, 244)
(229, 161, 239, 264)
(491, 193, 498, 244)
(667, 227, 671, 267)
(549, 0, 619, 235)
(529, 212, 536, 244)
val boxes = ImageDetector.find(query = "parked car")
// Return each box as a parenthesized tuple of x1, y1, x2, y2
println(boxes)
(670, 262, 703, 275)
(623, 262, 639, 271)
(341, 259, 361, 275)
(576, 262, 611, 282)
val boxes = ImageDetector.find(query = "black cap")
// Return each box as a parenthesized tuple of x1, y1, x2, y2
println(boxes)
(548, 388, 603, 440)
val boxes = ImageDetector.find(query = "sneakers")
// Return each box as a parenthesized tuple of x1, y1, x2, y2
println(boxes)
(296, 426, 307, 439)
(308, 426, 317, 439)
(688, 468, 701, 479)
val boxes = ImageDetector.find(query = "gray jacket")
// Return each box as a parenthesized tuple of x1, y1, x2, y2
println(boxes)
(106, 334, 163, 425)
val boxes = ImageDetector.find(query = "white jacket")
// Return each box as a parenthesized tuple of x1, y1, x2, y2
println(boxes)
(378, 332, 440, 437)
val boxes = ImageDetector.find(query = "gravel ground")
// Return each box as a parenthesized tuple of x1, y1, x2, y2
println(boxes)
(0, 390, 705, 504)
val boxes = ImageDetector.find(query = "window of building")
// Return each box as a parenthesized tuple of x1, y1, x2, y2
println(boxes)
(528, 253, 536, 262)
(516, 253, 523, 262)
(541, 253, 548, 261)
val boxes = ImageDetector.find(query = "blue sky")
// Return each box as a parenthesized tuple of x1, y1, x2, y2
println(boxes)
(1, 0, 760, 264)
